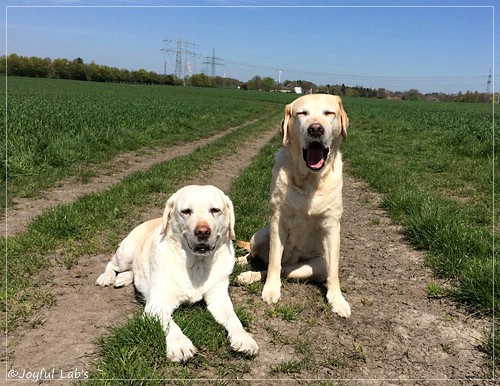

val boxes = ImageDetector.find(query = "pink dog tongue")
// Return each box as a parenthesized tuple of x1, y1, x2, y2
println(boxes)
(307, 147, 325, 169)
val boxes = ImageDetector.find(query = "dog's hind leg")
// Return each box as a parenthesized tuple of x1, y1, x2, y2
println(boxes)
(236, 254, 250, 266)
(235, 227, 271, 284)
(236, 270, 266, 285)
(115, 271, 134, 287)
(96, 255, 120, 287)
(282, 257, 328, 282)
(96, 241, 135, 287)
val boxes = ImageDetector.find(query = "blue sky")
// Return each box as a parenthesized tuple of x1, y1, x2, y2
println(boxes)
(1, 0, 497, 93)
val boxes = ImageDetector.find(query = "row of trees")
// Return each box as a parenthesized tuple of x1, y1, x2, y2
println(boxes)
(243, 76, 491, 103)
(1, 54, 492, 102)
(189, 73, 241, 88)
(1, 54, 245, 89)
(1, 54, 180, 85)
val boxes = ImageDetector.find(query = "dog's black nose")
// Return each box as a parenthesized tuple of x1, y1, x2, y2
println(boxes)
(195, 224, 211, 240)
(308, 123, 324, 138)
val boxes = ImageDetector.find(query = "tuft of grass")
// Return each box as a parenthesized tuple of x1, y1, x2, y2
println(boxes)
(268, 303, 304, 322)
(350, 340, 366, 363)
(265, 324, 292, 346)
(325, 353, 350, 369)
(360, 297, 374, 306)
(426, 282, 448, 298)
(172, 303, 228, 351)
(271, 358, 307, 374)
(55, 253, 79, 270)
(441, 342, 458, 356)
(91, 313, 167, 382)
(235, 306, 253, 329)
(269, 333, 316, 375)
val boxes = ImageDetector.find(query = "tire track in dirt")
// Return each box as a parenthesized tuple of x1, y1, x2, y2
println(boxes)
(6, 126, 279, 378)
(3, 119, 259, 236)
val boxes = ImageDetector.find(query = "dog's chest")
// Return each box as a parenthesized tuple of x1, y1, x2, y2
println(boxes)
(189, 259, 212, 286)
(177, 257, 231, 304)
(181, 260, 211, 299)
(272, 178, 342, 219)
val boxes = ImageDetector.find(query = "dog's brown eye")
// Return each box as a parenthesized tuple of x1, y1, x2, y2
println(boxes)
(181, 208, 192, 216)
(297, 111, 309, 116)
(210, 208, 221, 215)
(325, 111, 336, 116)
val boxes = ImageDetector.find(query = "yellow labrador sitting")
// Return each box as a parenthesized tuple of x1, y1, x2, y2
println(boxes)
(97, 185, 258, 362)
(237, 94, 351, 318)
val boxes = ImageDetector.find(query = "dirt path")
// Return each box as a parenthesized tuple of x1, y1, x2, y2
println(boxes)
(3, 120, 257, 236)
(334, 171, 491, 381)
(5, 124, 494, 384)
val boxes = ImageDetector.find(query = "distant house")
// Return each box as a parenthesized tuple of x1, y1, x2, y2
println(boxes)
(276, 87, 292, 93)
(294, 87, 303, 94)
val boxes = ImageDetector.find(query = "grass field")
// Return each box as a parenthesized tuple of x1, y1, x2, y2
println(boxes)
(3, 77, 497, 378)
(1, 77, 287, 212)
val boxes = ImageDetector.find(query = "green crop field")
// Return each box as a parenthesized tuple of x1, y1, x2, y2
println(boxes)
(0, 77, 290, 212)
(2, 77, 497, 379)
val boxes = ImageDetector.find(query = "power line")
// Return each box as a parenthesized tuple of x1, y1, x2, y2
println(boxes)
(223, 59, 490, 81)
(161, 38, 200, 79)
(160, 40, 175, 75)
(202, 48, 224, 77)
(486, 67, 492, 94)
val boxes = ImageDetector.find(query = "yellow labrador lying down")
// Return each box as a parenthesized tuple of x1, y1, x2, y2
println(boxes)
(97, 185, 258, 362)
(237, 94, 351, 318)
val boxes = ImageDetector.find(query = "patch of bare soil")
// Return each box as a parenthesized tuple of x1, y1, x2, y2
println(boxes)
(5, 128, 494, 384)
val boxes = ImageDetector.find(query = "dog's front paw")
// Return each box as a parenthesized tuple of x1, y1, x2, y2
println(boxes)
(230, 331, 259, 356)
(327, 292, 351, 318)
(261, 281, 281, 304)
(96, 271, 116, 287)
(236, 271, 262, 285)
(167, 336, 197, 363)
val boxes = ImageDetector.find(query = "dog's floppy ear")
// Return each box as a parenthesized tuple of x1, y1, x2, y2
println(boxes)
(335, 96, 349, 139)
(224, 194, 236, 240)
(280, 103, 293, 146)
(160, 192, 177, 235)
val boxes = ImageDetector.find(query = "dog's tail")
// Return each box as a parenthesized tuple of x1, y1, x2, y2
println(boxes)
(235, 240, 251, 251)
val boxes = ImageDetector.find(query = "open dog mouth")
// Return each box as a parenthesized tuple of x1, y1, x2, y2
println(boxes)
(302, 141, 330, 171)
